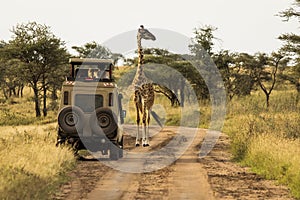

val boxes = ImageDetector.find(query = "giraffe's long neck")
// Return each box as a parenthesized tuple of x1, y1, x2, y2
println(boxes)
(137, 34, 144, 73)
(133, 32, 150, 88)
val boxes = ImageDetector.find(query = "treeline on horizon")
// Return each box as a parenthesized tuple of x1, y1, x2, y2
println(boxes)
(0, 1, 299, 118)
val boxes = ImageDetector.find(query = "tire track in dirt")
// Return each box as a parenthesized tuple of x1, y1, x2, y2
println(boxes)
(167, 128, 214, 200)
(85, 126, 215, 200)
(84, 126, 176, 200)
(134, 127, 215, 200)
(54, 126, 294, 200)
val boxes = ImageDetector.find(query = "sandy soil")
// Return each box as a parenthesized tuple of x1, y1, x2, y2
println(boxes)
(53, 126, 294, 200)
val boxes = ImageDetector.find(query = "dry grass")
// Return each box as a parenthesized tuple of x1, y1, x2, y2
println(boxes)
(224, 90, 300, 199)
(0, 123, 76, 199)
(245, 134, 300, 198)
(0, 87, 57, 126)
(122, 93, 209, 128)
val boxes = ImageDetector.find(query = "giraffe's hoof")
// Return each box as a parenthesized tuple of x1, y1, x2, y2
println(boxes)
(143, 144, 150, 147)
(135, 143, 140, 147)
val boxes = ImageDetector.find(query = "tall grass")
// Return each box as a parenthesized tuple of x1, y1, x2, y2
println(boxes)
(0, 100, 57, 126)
(224, 90, 300, 199)
(245, 134, 300, 198)
(122, 93, 210, 128)
(0, 124, 76, 199)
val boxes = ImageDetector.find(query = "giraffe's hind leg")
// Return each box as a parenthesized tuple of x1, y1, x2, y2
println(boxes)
(136, 127, 140, 147)
(145, 110, 151, 147)
(135, 103, 141, 147)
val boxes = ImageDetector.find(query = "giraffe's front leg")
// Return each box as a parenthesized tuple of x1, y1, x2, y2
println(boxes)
(143, 125, 150, 147)
(142, 123, 149, 147)
(136, 112, 140, 147)
(145, 110, 151, 146)
(142, 111, 150, 147)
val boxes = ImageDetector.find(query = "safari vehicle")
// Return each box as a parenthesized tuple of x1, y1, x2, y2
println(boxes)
(56, 58, 125, 160)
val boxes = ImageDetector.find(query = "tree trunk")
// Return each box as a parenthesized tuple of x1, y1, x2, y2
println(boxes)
(266, 94, 270, 108)
(33, 83, 41, 117)
(42, 77, 47, 117)
(12, 87, 17, 97)
(20, 86, 24, 98)
(17, 85, 24, 98)
(43, 88, 47, 117)
(296, 83, 300, 105)
(2, 88, 8, 100)
(8, 88, 12, 97)
(179, 78, 185, 107)
(51, 87, 58, 101)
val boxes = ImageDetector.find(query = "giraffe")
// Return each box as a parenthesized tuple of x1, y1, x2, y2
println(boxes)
(132, 25, 156, 147)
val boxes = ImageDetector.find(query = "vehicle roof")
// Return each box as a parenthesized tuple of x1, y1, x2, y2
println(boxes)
(69, 58, 114, 65)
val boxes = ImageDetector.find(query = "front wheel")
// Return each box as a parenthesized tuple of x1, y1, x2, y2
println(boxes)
(58, 106, 84, 134)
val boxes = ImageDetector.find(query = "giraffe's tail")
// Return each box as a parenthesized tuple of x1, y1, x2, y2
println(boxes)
(151, 111, 163, 128)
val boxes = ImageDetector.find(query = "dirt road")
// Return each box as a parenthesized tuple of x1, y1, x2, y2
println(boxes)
(54, 125, 294, 200)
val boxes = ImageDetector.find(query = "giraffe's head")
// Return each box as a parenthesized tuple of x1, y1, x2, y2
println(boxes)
(138, 25, 156, 41)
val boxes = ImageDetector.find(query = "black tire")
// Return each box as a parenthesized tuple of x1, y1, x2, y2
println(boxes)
(90, 107, 117, 137)
(58, 106, 84, 134)
(109, 144, 120, 160)
(119, 147, 123, 158)
(119, 136, 124, 158)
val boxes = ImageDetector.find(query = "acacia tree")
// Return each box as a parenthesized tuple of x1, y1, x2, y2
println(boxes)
(253, 52, 287, 108)
(2, 60, 25, 98)
(5, 22, 68, 117)
(72, 41, 124, 65)
(278, 0, 300, 102)
(0, 41, 7, 98)
(72, 41, 112, 58)
(213, 50, 236, 100)
(188, 25, 220, 100)
(189, 25, 218, 58)
(0, 41, 26, 99)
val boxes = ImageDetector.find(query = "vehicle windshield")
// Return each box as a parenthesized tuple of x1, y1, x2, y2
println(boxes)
(74, 63, 111, 81)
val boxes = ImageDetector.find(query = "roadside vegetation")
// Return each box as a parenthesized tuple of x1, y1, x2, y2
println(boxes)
(0, 122, 76, 199)
(0, 89, 75, 199)
(0, 88, 57, 126)
(0, 1, 299, 199)
(224, 89, 300, 198)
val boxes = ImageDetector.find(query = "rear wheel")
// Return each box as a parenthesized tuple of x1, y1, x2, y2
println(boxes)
(58, 106, 84, 134)
(90, 107, 118, 138)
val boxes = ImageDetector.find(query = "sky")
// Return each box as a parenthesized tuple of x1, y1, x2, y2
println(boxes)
(1, 0, 299, 56)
